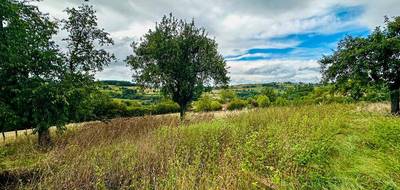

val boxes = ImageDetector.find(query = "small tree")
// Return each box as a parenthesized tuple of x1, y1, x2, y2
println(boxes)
(320, 16, 400, 114)
(61, 4, 115, 122)
(62, 4, 115, 74)
(126, 14, 229, 119)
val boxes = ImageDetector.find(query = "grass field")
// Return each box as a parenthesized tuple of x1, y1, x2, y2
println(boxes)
(1, 103, 399, 189)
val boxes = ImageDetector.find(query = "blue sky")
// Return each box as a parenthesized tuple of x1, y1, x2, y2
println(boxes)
(36, 0, 400, 84)
(226, 6, 369, 62)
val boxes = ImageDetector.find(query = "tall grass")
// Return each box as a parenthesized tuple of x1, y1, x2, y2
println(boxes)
(1, 104, 399, 189)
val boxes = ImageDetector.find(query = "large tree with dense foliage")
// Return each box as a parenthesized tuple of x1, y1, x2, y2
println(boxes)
(126, 14, 229, 119)
(1, 2, 115, 146)
(0, 0, 69, 146)
(320, 16, 400, 114)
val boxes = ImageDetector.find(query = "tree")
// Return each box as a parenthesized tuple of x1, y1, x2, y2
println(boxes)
(126, 14, 229, 119)
(0, 0, 68, 146)
(320, 16, 400, 114)
(61, 4, 115, 122)
(62, 4, 115, 74)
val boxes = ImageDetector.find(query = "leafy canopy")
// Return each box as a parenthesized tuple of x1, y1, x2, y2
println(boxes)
(0, 0, 72, 147)
(126, 14, 229, 117)
(62, 4, 115, 74)
(320, 16, 400, 113)
(320, 16, 400, 88)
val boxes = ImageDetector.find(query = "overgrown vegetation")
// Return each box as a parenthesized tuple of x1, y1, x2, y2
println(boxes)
(1, 104, 399, 189)
(1, 1, 399, 189)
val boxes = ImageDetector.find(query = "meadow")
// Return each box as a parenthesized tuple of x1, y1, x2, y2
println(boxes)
(1, 103, 399, 189)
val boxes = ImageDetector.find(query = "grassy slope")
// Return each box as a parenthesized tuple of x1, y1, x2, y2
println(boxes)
(1, 104, 399, 189)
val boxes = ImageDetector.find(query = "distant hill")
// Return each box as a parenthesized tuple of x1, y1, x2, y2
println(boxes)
(100, 80, 136, 86)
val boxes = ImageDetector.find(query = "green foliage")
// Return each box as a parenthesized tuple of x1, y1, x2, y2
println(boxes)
(0, 0, 69, 146)
(62, 4, 115, 74)
(320, 16, 400, 114)
(274, 97, 289, 106)
(126, 14, 229, 118)
(256, 95, 270, 108)
(219, 89, 236, 103)
(193, 94, 222, 112)
(283, 84, 315, 101)
(236, 89, 259, 99)
(89, 96, 180, 119)
(246, 97, 258, 108)
(100, 80, 135, 86)
(260, 87, 278, 102)
(0, 102, 17, 135)
(361, 85, 389, 102)
(151, 99, 180, 115)
(0, 1, 117, 146)
(227, 98, 247, 110)
(303, 85, 352, 105)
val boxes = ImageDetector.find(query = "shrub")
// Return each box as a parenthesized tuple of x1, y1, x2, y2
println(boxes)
(125, 106, 151, 117)
(210, 101, 222, 111)
(219, 89, 236, 103)
(247, 97, 258, 108)
(256, 95, 270, 108)
(193, 94, 222, 112)
(274, 97, 289, 106)
(92, 95, 128, 119)
(123, 100, 141, 107)
(227, 98, 247, 110)
(260, 87, 277, 102)
(152, 99, 180, 114)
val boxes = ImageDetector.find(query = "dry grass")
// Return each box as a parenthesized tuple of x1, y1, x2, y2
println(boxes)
(1, 103, 399, 189)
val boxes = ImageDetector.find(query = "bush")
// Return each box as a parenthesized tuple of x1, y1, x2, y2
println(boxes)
(219, 89, 236, 103)
(227, 98, 247, 110)
(193, 94, 222, 112)
(125, 106, 151, 117)
(247, 97, 258, 108)
(152, 99, 180, 114)
(91, 94, 127, 119)
(274, 97, 289, 106)
(260, 87, 277, 102)
(210, 101, 222, 111)
(256, 95, 270, 108)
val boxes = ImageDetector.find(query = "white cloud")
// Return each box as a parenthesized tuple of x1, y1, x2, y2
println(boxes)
(228, 59, 321, 84)
(33, 0, 400, 84)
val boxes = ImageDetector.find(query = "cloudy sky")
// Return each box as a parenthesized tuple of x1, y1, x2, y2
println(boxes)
(35, 0, 400, 84)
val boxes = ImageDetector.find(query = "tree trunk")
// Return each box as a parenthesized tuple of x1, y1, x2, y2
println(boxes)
(38, 129, 51, 148)
(15, 130, 17, 138)
(179, 103, 187, 121)
(2, 131, 5, 142)
(389, 87, 400, 115)
(180, 107, 185, 121)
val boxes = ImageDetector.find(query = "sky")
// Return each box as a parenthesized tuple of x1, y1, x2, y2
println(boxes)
(35, 0, 400, 84)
